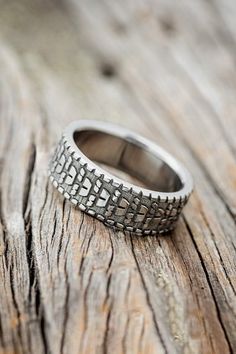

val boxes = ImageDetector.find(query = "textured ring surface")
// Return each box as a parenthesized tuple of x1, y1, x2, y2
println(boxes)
(49, 120, 193, 235)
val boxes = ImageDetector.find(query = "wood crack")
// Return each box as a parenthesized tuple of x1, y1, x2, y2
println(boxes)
(183, 215, 234, 354)
(199, 208, 236, 298)
(22, 142, 49, 354)
(9, 262, 24, 349)
(130, 235, 168, 354)
(60, 263, 70, 354)
(23, 142, 36, 217)
(102, 272, 113, 354)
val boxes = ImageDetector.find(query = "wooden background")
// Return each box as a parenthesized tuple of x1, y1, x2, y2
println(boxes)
(0, 0, 236, 353)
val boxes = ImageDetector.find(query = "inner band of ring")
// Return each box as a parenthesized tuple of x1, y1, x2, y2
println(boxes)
(49, 120, 193, 234)
(70, 121, 192, 199)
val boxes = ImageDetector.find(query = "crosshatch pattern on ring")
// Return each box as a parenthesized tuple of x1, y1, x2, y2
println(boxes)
(49, 135, 190, 235)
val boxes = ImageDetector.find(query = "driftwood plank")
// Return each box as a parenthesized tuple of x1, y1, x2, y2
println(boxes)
(0, 0, 235, 353)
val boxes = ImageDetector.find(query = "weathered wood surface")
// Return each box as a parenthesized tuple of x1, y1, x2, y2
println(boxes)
(0, 0, 236, 353)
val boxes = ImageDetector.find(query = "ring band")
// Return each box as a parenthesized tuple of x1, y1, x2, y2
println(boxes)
(49, 120, 193, 235)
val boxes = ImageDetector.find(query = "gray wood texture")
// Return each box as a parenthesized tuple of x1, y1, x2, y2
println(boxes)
(0, 1, 236, 353)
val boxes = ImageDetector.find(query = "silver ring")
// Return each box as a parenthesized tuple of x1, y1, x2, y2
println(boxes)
(49, 120, 193, 235)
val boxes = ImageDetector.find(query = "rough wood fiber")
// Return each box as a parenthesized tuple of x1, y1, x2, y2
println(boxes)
(0, 1, 235, 353)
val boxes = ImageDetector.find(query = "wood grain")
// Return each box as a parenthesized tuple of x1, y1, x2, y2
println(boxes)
(0, 0, 235, 353)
